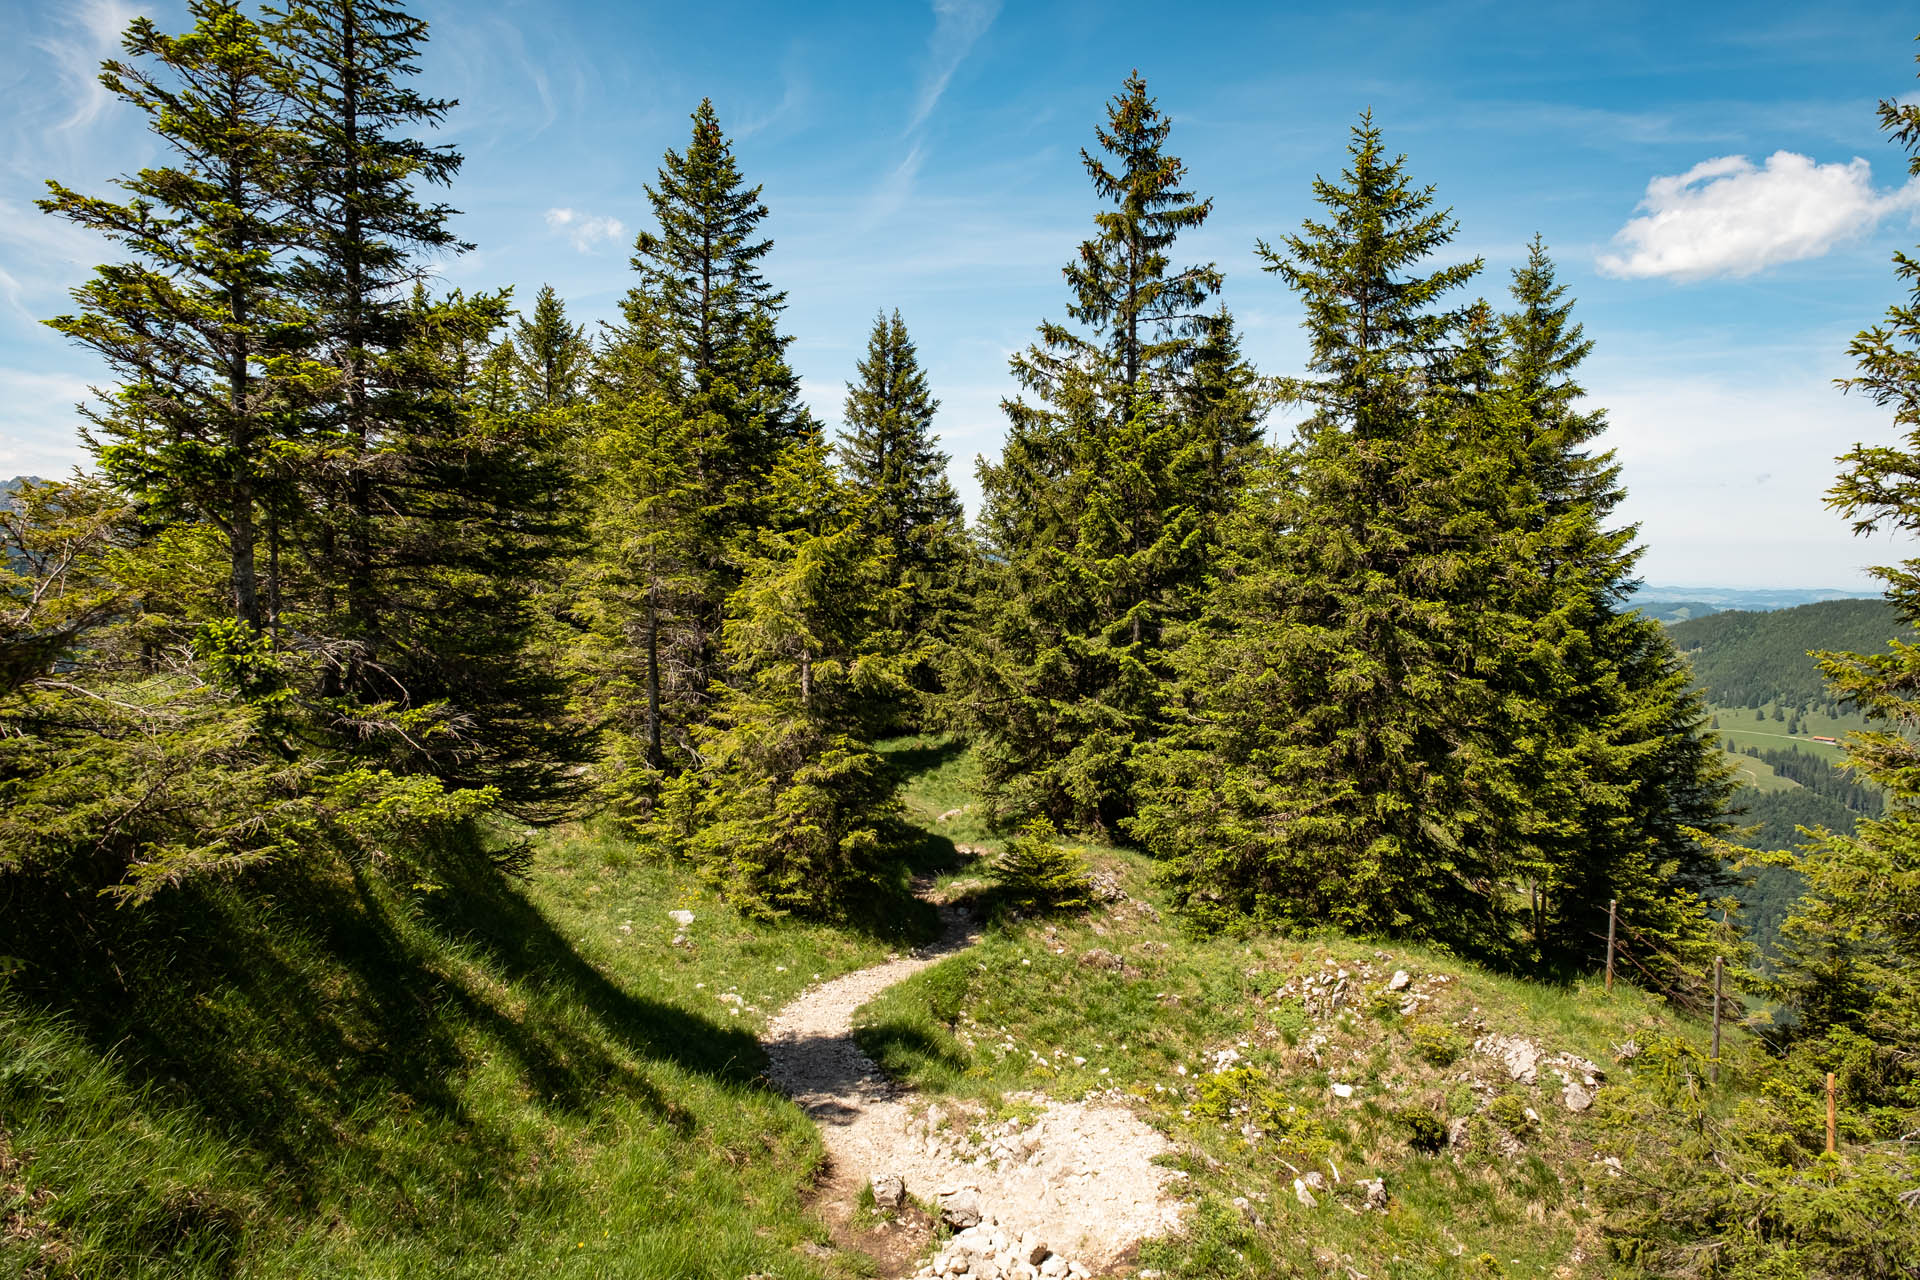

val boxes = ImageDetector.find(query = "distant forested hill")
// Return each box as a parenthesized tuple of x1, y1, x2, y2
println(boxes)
(1670, 599, 1910, 708)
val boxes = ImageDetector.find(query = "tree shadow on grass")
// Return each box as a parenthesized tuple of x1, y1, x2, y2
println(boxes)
(847, 1020, 971, 1095)
(875, 736, 968, 781)
(0, 833, 766, 1233)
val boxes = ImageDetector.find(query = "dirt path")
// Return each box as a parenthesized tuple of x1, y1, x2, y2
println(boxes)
(763, 904, 1183, 1275)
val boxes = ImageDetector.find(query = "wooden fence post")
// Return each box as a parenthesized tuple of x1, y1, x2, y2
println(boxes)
(1710, 956, 1723, 1084)
(1605, 899, 1617, 993)
(1827, 1072, 1838, 1155)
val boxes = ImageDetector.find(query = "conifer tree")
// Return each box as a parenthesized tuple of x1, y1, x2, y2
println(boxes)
(1024, 70, 1222, 420)
(575, 285, 705, 798)
(1787, 54, 1920, 1048)
(1129, 115, 1506, 939)
(620, 100, 815, 709)
(258, 0, 581, 810)
(39, 1, 310, 633)
(836, 309, 967, 705)
(653, 437, 907, 915)
(960, 73, 1244, 830)
(1490, 240, 1732, 969)
(510, 284, 591, 411)
(634, 99, 781, 382)
(270, 0, 467, 679)
(1180, 306, 1270, 528)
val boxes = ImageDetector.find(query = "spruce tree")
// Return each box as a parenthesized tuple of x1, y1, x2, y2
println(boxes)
(621, 101, 814, 710)
(270, 0, 467, 680)
(960, 72, 1243, 831)
(836, 309, 967, 707)
(1788, 51, 1920, 1048)
(575, 285, 705, 799)
(1026, 70, 1222, 419)
(261, 0, 581, 810)
(511, 284, 591, 411)
(653, 437, 907, 915)
(1129, 115, 1505, 939)
(634, 99, 781, 382)
(39, 1, 310, 633)
(1491, 240, 1732, 971)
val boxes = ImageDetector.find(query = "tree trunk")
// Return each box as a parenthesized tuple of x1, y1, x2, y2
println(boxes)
(341, 8, 374, 693)
(645, 588, 665, 770)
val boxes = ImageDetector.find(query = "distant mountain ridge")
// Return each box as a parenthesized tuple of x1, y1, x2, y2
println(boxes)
(1, 476, 45, 515)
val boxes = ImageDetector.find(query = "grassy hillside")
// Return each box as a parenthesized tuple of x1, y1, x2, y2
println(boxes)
(0, 824, 944, 1278)
(1633, 600, 1720, 624)
(854, 742, 1750, 1280)
(1671, 599, 1908, 709)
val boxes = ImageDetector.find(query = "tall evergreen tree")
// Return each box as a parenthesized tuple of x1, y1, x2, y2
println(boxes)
(960, 73, 1244, 830)
(39, 1, 310, 633)
(573, 101, 815, 813)
(836, 309, 967, 707)
(1022, 70, 1222, 421)
(575, 286, 705, 797)
(510, 284, 591, 411)
(652, 438, 907, 915)
(634, 98, 780, 382)
(1490, 240, 1732, 970)
(260, 0, 581, 810)
(1789, 53, 1920, 1047)
(1129, 115, 1506, 939)
(270, 0, 466, 683)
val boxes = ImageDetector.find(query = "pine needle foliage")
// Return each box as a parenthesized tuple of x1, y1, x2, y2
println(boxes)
(38, 1, 315, 633)
(651, 440, 909, 917)
(1131, 118, 1732, 958)
(960, 72, 1256, 832)
(837, 309, 970, 712)
(990, 819, 1094, 914)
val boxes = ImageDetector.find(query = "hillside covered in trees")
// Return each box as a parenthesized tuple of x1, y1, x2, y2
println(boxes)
(1672, 598, 1911, 709)
(3, 3, 1919, 1278)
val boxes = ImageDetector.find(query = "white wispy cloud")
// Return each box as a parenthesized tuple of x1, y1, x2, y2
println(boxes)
(908, 0, 999, 132)
(0, 368, 94, 475)
(544, 207, 626, 252)
(38, 0, 139, 133)
(860, 144, 925, 228)
(1590, 353, 1895, 588)
(1599, 151, 1920, 281)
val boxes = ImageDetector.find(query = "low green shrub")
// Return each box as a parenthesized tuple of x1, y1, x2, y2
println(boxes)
(1394, 1106, 1448, 1153)
(1409, 1023, 1466, 1067)
(990, 819, 1093, 913)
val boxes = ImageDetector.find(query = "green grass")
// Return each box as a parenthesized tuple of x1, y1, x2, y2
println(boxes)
(1706, 700, 1867, 762)
(851, 746, 1749, 1279)
(0, 820, 926, 1278)
(1718, 741, 1799, 793)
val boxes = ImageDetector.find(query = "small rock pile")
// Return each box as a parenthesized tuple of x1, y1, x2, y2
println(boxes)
(913, 1201, 1093, 1280)
(1472, 1033, 1605, 1111)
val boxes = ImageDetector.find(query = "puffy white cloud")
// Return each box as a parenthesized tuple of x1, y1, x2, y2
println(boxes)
(543, 207, 626, 253)
(1598, 151, 1920, 281)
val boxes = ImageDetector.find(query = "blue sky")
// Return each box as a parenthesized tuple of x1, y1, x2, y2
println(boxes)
(3, 0, 1917, 588)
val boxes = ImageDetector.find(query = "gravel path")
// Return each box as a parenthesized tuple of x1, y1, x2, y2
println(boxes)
(763, 904, 1183, 1274)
